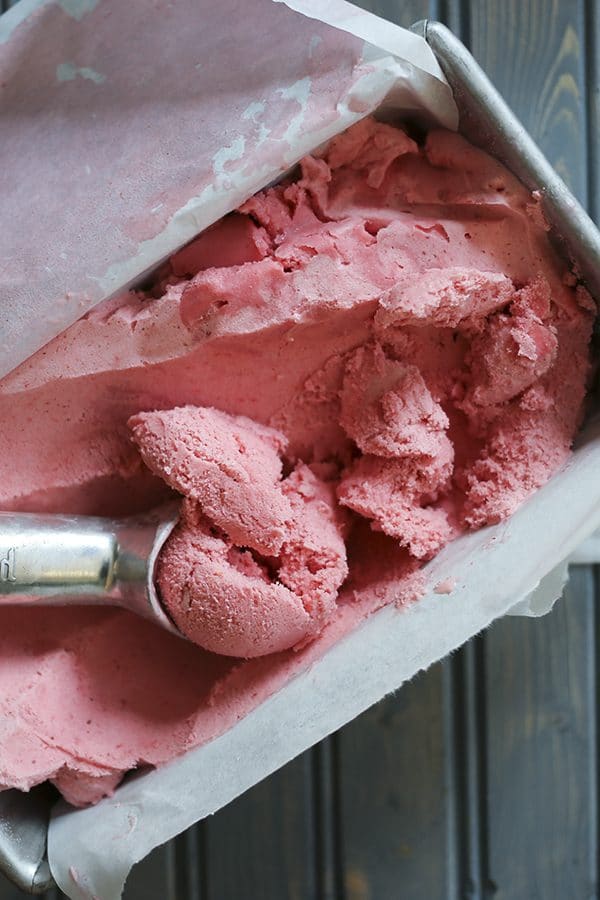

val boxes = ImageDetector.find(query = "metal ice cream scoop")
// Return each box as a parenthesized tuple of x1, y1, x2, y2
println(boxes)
(0, 511, 180, 636)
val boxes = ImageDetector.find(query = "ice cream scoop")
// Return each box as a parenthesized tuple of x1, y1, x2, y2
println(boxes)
(0, 511, 181, 636)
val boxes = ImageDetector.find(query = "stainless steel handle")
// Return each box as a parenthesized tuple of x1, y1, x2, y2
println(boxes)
(0, 513, 179, 638)
(0, 513, 121, 600)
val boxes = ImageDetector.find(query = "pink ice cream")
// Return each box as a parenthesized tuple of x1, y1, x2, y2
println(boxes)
(129, 406, 348, 657)
(0, 118, 593, 806)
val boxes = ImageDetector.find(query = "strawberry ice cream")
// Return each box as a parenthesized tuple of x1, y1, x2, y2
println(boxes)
(129, 406, 348, 657)
(0, 118, 593, 806)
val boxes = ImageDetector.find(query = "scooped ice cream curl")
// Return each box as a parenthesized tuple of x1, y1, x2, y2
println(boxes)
(129, 406, 348, 657)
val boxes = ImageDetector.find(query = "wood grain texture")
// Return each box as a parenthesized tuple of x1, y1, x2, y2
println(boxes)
(586, 0, 600, 221)
(467, 2, 598, 897)
(353, 0, 440, 28)
(336, 663, 457, 900)
(483, 574, 598, 899)
(203, 755, 317, 900)
(124, 842, 177, 900)
(469, 0, 588, 202)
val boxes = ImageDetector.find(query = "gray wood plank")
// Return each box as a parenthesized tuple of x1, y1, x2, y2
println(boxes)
(204, 754, 317, 900)
(124, 842, 177, 900)
(483, 573, 598, 899)
(467, 2, 598, 898)
(441, 0, 469, 37)
(586, 0, 600, 222)
(337, 663, 459, 900)
(469, 0, 588, 204)
(354, 0, 442, 28)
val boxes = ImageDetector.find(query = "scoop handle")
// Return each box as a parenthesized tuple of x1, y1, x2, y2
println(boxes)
(0, 511, 181, 635)
(0, 512, 122, 601)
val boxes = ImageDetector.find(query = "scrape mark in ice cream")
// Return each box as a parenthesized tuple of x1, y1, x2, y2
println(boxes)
(56, 62, 105, 84)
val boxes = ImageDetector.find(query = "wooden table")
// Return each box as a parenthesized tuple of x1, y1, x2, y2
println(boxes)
(1, 0, 598, 897)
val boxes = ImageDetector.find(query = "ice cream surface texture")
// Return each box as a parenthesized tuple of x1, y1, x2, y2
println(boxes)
(0, 119, 593, 806)
(129, 406, 348, 657)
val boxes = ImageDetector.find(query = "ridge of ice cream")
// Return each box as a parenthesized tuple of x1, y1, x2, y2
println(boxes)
(0, 118, 593, 806)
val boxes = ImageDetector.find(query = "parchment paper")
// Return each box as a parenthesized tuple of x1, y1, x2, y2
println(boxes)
(569, 528, 600, 564)
(1, 2, 597, 898)
(0, 0, 455, 380)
